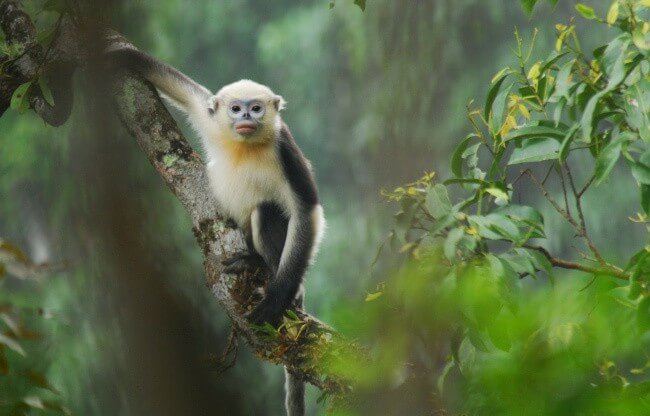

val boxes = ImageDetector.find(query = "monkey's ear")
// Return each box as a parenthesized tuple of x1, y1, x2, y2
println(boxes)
(273, 95, 286, 111)
(207, 96, 218, 115)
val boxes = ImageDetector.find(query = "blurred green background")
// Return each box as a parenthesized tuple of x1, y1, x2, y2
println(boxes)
(0, 0, 632, 415)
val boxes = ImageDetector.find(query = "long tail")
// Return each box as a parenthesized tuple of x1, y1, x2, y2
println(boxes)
(285, 368, 305, 416)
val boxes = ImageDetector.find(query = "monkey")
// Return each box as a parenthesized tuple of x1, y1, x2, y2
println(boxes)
(107, 45, 324, 416)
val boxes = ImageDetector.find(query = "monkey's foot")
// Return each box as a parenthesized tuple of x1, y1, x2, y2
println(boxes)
(246, 298, 286, 328)
(222, 252, 266, 274)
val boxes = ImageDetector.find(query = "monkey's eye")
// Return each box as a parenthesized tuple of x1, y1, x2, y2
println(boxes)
(249, 103, 265, 117)
(231, 105, 241, 113)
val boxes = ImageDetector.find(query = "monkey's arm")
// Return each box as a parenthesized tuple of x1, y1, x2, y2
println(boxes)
(106, 47, 212, 115)
(248, 126, 324, 327)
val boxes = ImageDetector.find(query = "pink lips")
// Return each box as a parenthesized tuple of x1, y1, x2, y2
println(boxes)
(235, 122, 257, 135)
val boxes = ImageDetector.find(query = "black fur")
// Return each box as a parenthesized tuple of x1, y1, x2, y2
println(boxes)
(278, 124, 319, 206)
(247, 125, 319, 328)
(256, 201, 289, 274)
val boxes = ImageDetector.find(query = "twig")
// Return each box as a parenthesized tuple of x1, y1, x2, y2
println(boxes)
(541, 163, 554, 186)
(524, 245, 628, 280)
(556, 164, 571, 217)
(523, 169, 581, 230)
(578, 174, 596, 198)
(564, 164, 606, 265)
(204, 327, 239, 373)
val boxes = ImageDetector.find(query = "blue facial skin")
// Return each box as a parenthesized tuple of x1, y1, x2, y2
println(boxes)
(228, 99, 266, 136)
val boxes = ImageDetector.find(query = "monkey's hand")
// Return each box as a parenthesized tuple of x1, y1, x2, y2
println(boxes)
(246, 296, 288, 328)
(222, 251, 267, 275)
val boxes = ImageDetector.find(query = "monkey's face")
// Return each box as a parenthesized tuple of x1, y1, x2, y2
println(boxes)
(226, 99, 267, 137)
(213, 96, 280, 143)
(212, 80, 285, 143)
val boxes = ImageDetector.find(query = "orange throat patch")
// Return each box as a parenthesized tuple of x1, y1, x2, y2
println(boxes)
(218, 136, 274, 165)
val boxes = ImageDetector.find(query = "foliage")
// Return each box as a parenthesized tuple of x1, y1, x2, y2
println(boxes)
(520, 0, 561, 16)
(0, 241, 68, 416)
(327, 1, 650, 414)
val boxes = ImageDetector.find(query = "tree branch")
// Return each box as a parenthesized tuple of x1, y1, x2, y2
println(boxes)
(0, 1, 78, 124)
(523, 244, 629, 280)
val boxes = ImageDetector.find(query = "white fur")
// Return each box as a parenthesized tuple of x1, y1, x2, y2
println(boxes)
(310, 204, 326, 262)
(206, 148, 294, 226)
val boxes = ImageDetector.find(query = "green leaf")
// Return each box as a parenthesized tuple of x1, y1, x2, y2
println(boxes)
(285, 310, 299, 320)
(540, 51, 570, 74)
(502, 252, 537, 277)
(633, 25, 650, 50)
(495, 204, 543, 224)
(631, 161, 650, 185)
(485, 187, 509, 202)
(607, 1, 619, 26)
(457, 337, 477, 376)
(508, 138, 560, 165)
(494, 204, 545, 237)
(44, 0, 67, 11)
(365, 291, 382, 302)
(642, 185, 650, 216)
(575, 4, 597, 19)
(463, 143, 481, 174)
(487, 312, 512, 351)
(520, 0, 538, 16)
(452, 135, 479, 178)
(444, 227, 465, 260)
(426, 184, 452, 219)
(490, 82, 513, 136)
(604, 43, 629, 90)
(469, 214, 521, 241)
(553, 60, 575, 100)
(353, 0, 366, 11)
(23, 396, 46, 410)
(38, 76, 55, 106)
(581, 38, 630, 142)
(580, 91, 605, 143)
(10, 81, 32, 113)
(0, 333, 25, 356)
(638, 297, 650, 331)
(559, 124, 579, 161)
(505, 124, 566, 142)
(484, 73, 510, 121)
(594, 136, 627, 184)
(1, 313, 20, 336)
(37, 25, 58, 47)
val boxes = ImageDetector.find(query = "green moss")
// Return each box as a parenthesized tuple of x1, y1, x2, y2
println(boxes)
(162, 153, 178, 167)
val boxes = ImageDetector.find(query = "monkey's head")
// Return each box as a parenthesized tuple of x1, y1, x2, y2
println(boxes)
(209, 79, 286, 143)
